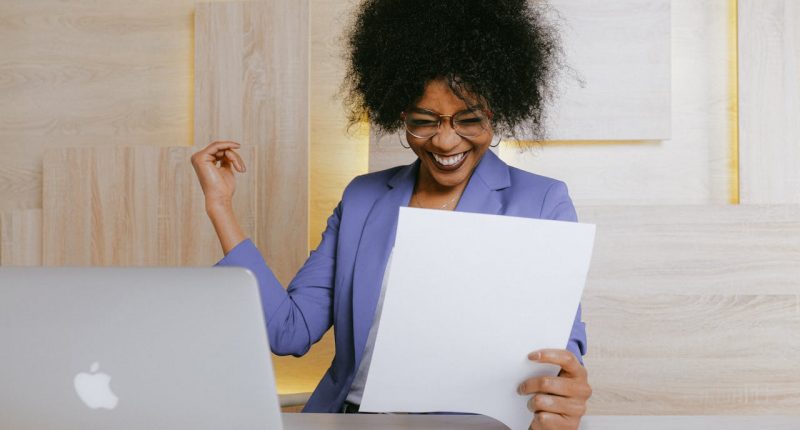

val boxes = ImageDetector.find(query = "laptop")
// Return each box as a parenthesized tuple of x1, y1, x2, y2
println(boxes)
(0, 267, 283, 430)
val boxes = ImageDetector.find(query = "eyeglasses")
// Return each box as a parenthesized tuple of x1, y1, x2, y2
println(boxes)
(402, 107, 492, 139)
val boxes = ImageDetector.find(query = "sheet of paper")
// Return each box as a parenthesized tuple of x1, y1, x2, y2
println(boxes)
(360, 207, 596, 430)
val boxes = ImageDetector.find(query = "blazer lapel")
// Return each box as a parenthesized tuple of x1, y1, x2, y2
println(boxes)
(455, 149, 509, 215)
(351, 162, 417, 365)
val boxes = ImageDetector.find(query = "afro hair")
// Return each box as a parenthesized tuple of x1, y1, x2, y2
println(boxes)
(342, 0, 563, 139)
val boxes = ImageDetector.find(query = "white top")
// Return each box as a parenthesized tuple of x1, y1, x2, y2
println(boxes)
(345, 253, 392, 404)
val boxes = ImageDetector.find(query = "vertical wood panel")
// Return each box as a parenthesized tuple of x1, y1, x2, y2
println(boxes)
(0, 210, 42, 266)
(195, 1, 308, 287)
(42, 147, 159, 266)
(195, 1, 313, 395)
(157, 146, 258, 265)
(739, 0, 800, 203)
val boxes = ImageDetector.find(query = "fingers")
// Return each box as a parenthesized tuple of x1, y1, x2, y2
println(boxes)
(518, 375, 591, 399)
(528, 349, 586, 379)
(528, 394, 587, 417)
(213, 149, 246, 172)
(191, 141, 246, 172)
(530, 412, 578, 430)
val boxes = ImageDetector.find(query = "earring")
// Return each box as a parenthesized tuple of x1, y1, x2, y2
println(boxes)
(490, 135, 502, 148)
(398, 132, 410, 149)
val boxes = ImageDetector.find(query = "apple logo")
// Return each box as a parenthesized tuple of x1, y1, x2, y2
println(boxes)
(73, 362, 119, 410)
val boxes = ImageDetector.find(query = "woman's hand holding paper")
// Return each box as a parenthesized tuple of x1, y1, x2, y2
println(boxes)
(518, 349, 592, 430)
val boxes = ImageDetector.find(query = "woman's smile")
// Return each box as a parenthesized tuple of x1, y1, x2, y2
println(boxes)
(428, 149, 470, 172)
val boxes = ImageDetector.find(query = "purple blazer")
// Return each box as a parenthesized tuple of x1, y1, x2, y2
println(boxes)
(215, 149, 587, 413)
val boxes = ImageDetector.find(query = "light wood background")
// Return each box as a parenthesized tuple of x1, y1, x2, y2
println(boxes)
(2, 0, 800, 415)
(579, 205, 800, 414)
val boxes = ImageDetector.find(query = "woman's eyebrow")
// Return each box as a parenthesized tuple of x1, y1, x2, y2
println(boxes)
(410, 106, 439, 114)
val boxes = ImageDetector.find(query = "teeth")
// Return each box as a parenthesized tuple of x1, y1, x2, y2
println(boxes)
(432, 151, 466, 166)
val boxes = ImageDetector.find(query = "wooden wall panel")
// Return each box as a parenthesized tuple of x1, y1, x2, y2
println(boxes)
(157, 146, 258, 266)
(584, 293, 800, 414)
(43, 147, 159, 266)
(274, 0, 371, 396)
(0, 210, 42, 266)
(739, 0, 800, 203)
(544, 0, 671, 141)
(195, 1, 308, 287)
(195, 1, 313, 394)
(42, 146, 257, 266)
(0, 0, 200, 211)
(578, 205, 800, 414)
(580, 205, 800, 296)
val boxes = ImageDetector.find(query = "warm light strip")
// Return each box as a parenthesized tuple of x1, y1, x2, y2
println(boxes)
(728, 0, 740, 204)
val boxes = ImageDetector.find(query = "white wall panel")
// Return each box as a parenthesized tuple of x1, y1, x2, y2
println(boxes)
(544, 0, 671, 141)
(739, 0, 800, 204)
(500, 0, 732, 205)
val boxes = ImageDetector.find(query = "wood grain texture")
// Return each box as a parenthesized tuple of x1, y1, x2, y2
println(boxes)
(42, 146, 257, 266)
(276, 0, 370, 396)
(0, 209, 42, 266)
(157, 146, 258, 266)
(739, 0, 800, 203)
(579, 205, 800, 295)
(0, 0, 202, 211)
(578, 205, 800, 414)
(195, 1, 308, 287)
(584, 294, 800, 414)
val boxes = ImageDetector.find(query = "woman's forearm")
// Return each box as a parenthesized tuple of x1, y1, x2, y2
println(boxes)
(206, 202, 246, 255)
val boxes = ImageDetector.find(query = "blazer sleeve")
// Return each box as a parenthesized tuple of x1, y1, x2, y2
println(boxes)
(215, 201, 342, 357)
(541, 181, 588, 364)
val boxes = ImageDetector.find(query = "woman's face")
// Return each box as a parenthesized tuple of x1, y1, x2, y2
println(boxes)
(405, 79, 493, 190)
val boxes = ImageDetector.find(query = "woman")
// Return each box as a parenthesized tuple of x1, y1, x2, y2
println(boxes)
(191, 0, 591, 428)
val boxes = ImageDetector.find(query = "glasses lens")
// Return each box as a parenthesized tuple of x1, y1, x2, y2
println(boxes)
(405, 112, 439, 138)
(453, 110, 488, 137)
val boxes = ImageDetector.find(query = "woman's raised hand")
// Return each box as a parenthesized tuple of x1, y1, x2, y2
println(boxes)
(190, 141, 247, 254)
(190, 141, 246, 210)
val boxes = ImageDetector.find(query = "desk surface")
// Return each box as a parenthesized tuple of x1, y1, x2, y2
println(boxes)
(282, 414, 800, 429)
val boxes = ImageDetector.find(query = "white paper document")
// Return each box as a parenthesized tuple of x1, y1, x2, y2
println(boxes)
(360, 207, 596, 430)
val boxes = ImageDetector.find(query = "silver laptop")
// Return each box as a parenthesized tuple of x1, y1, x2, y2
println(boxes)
(0, 267, 283, 430)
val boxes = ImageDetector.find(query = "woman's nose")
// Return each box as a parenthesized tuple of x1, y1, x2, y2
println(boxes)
(431, 120, 461, 151)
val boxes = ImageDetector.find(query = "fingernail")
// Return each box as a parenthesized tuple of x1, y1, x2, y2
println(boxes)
(517, 384, 524, 395)
(528, 351, 540, 361)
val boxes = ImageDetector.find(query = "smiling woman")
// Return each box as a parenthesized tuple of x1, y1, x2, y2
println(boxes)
(191, 1, 589, 429)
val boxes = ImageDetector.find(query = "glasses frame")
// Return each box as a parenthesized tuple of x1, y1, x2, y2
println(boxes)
(401, 106, 493, 140)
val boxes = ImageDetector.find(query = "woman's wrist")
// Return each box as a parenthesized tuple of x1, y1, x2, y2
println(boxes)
(205, 198, 234, 217)
(205, 200, 246, 255)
